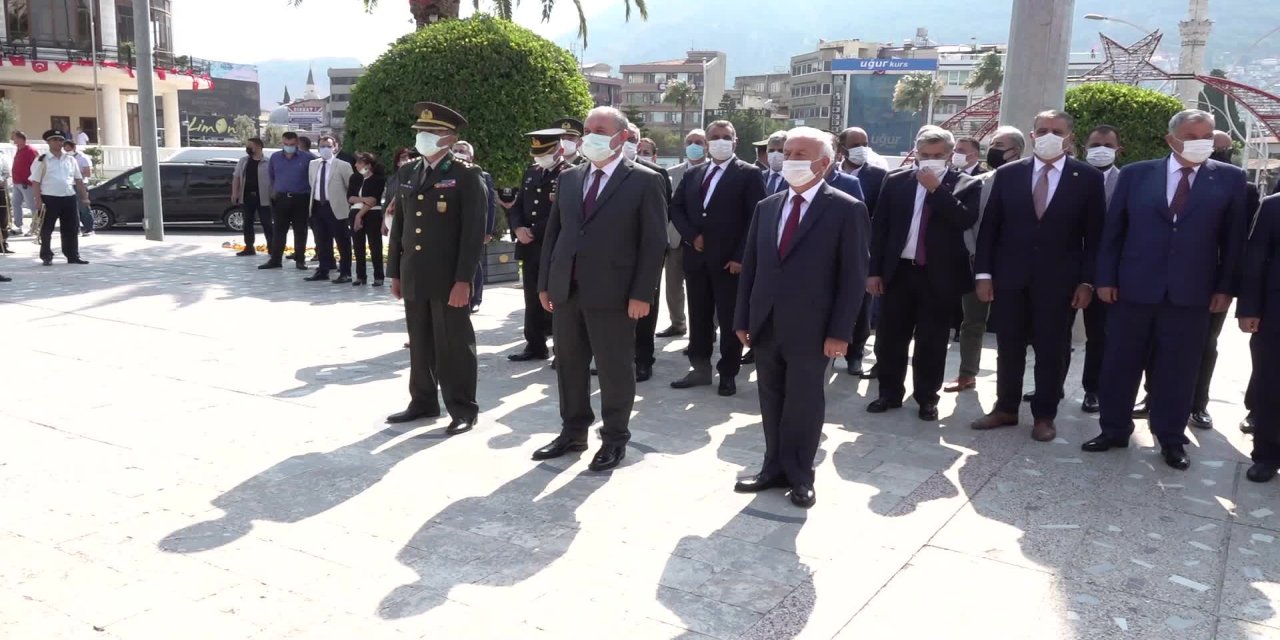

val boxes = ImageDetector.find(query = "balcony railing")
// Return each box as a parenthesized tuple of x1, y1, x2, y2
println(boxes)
(0, 37, 211, 75)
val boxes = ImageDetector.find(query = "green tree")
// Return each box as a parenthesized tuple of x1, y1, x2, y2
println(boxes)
(718, 93, 737, 115)
(663, 80, 697, 132)
(0, 98, 18, 141)
(231, 115, 258, 143)
(726, 109, 774, 164)
(1064, 83, 1184, 164)
(345, 16, 593, 187)
(893, 73, 943, 115)
(262, 125, 287, 148)
(621, 104, 646, 134)
(966, 52, 1003, 94)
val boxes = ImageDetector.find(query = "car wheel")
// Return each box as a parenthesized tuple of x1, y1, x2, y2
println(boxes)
(223, 207, 245, 232)
(90, 205, 115, 230)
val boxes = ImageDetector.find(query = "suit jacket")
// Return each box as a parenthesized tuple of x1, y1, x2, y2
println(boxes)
(962, 170, 999, 257)
(870, 168, 980, 296)
(761, 169, 788, 196)
(636, 157, 673, 204)
(1239, 194, 1280, 330)
(851, 164, 889, 216)
(734, 182, 869, 348)
(308, 157, 354, 218)
(666, 160, 701, 248)
(825, 170, 865, 202)
(974, 156, 1106, 291)
(386, 153, 487, 302)
(1097, 156, 1248, 307)
(538, 157, 669, 310)
(507, 161, 565, 260)
(670, 157, 766, 272)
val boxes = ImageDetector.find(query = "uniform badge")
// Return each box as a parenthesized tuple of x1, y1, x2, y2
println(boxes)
(437, 201, 448, 213)
(434, 179, 457, 189)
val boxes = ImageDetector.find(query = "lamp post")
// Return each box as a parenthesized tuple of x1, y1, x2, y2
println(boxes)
(1001, 0, 1076, 131)
(1083, 13, 1155, 34)
(89, 0, 102, 145)
(133, 0, 163, 241)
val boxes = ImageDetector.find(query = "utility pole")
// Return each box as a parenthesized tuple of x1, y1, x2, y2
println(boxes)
(133, 0, 164, 241)
(999, 0, 1075, 136)
(1179, 0, 1213, 107)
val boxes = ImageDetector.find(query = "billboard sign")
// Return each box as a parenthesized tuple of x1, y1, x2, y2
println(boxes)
(832, 58, 939, 73)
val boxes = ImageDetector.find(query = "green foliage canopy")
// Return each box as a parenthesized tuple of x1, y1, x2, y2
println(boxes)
(1064, 83, 1184, 165)
(345, 16, 593, 187)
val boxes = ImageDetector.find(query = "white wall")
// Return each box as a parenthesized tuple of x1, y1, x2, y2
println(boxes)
(3, 86, 98, 136)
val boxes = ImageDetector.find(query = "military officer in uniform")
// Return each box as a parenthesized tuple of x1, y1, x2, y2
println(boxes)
(555, 117, 587, 166)
(508, 128, 567, 361)
(385, 102, 487, 436)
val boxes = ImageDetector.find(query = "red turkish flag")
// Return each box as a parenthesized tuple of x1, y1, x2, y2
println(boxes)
(156, 68, 166, 80)
(76, 59, 93, 67)
(32, 61, 49, 73)
(126, 66, 135, 78)
(100, 59, 119, 68)
(55, 61, 72, 73)
(9, 55, 26, 66)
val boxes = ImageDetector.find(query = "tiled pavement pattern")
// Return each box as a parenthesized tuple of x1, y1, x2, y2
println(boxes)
(1, 230, 1276, 639)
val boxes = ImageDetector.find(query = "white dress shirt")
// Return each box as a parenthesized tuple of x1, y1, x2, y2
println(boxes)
(701, 158, 732, 208)
(765, 170, 784, 194)
(778, 180, 822, 247)
(30, 152, 82, 197)
(313, 158, 331, 201)
(975, 156, 1067, 279)
(1166, 155, 1200, 222)
(583, 153, 624, 198)
(900, 181, 930, 260)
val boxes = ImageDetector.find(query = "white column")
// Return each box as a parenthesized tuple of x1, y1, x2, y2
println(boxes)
(100, 84, 124, 146)
(999, 0, 1075, 133)
(98, 0, 119, 49)
(162, 90, 181, 148)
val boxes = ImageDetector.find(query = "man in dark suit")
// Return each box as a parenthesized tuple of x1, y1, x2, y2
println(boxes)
(866, 127, 980, 420)
(385, 102, 487, 436)
(839, 126, 890, 376)
(970, 110, 1106, 442)
(507, 129, 567, 362)
(761, 131, 789, 196)
(953, 136, 984, 176)
(534, 106, 668, 472)
(1084, 109, 1249, 470)
(669, 119, 766, 396)
(627, 122, 673, 382)
(1238, 193, 1280, 483)
(732, 126, 869, 508)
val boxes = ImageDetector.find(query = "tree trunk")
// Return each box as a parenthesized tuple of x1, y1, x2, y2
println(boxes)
(410, 0, 462, 29)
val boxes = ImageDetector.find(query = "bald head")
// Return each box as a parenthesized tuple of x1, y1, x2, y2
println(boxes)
(1212, 130, 1232, 150)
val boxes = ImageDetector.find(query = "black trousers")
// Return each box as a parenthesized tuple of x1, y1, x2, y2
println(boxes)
(552, 290, 636, 446)
(754, 315, 830, 487)
(848, 291, 874, 364)
(874, 262, 956, 406)
(270, 193, 310, 266)
(311, 202, 351, 277)
(991, 284, 1075, 419)
(1250, 332, 1280, 466)
(38, 195, 79, 262)
(404, 296, 478, 421)
(519, 251, 551, 355)
(348, 210, 384, 281)
(1060, 301, 1108, 395)
(685, 259, 743, 377)
(242, 194, 273, 249)
(635, 282, 661, 367)
(1139, 311, 1228, 412)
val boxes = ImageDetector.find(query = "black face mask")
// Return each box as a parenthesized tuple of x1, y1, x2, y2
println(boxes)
(1209, 150, 1233, 164)
(246, 147, 254, 156)
(986, 147, 1010, 169)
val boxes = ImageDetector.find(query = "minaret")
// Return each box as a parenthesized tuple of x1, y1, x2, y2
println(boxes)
(303, 67, 319, 100)
(281, 86, 291, 105)
(1178, 0, 1212, 106)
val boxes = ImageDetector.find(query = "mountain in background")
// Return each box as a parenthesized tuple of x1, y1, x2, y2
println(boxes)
(253, 57, 362, 111)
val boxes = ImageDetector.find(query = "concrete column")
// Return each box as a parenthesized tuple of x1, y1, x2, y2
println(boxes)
(100, 84, 124, 146)
(999, 0, 1075, 134)
(1178, 0, 1212, 107)
(98, 0, 119, 49)
(161, 90, 181, 148)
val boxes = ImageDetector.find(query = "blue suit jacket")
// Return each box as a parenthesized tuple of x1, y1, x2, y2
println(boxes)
(825, 171, 865, 203)
(1096, 156, 1248, 307)
(851, 165, 888, 216)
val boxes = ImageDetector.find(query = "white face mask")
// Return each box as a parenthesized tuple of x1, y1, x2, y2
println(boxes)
(781, 159, 817, 187)
(533, 153, 558, 170)
(951, 152, 971, 168)
(579, 133, 617, 163)
(415, 132, 444, 156)
(918, 159, 948, 177)
(767, 151, 785, 172)
(623, 141, 639, 161)
(561, 139, 578, 156)
(359, 167, 371, 177)
(1086, 146, 1116, 168)
(1033, 133, 1065, 160)
(453, 151, 472, 163)
(1177, 139, 1214, 164)
(846, 146, 870, 166)
(318, 147, 334, 160)
(708, 139, 735, 162)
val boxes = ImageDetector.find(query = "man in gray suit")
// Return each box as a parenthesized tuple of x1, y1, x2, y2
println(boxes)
(732, 127, 870, 508)
(534, 106, 669, 472)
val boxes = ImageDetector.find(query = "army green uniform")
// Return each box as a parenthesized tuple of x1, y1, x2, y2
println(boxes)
(387, 152, 487, 421)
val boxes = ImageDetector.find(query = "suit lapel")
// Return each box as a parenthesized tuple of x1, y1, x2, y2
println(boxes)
(1154, 159, 1174, 223)
(1043, 160, 1077, 219)
(708, 160, 737, 209)
(783, 184, 829, 259)
(586, 159, 632, 220)
(1180, 160, 1217, 223)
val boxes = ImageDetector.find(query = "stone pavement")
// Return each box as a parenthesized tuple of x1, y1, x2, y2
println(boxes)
(1, 230, 1276, 640)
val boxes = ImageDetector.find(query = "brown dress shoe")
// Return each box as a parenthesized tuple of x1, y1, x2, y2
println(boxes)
(1031, 417, 1057, 442)
(944, 376, 976, 392)
(971, 411, 1019, 430)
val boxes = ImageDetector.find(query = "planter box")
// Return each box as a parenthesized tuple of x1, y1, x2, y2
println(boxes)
(484, 240, 519, 284)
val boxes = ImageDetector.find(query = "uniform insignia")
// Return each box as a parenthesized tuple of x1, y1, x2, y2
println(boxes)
(437, 201, 448, 213)
(434, 179, 457, 188)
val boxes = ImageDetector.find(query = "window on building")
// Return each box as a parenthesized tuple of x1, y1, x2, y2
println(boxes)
(944, 70, 970, 86)
(330, 110, 346, 118)
(626, 74, 643, 84)
(644, 73, 655, 83)
(651, 111, 666, 123)
(823, 60, 832, 71)
(820, 106, 830, 118)
(822, 83, 832, 95)
(50, 115, 70, 132)
(5, 0, 99, 46)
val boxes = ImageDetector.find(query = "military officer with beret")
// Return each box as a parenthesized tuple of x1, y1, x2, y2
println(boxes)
(555, 117, 587, 166)
(385, 102, 487, 436)
(509, 128, 567, 362)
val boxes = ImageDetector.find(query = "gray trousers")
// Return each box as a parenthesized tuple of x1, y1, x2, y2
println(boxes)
(957, 291, 992, 379)
(663, 248, 686, 328)
(553, 291, 637, 446)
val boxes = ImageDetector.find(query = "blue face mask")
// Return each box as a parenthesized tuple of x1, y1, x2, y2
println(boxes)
(686, 143, 705, 161)
(282, 144, 296, 154)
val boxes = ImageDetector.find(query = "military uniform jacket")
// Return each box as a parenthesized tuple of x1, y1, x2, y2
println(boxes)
(387, 152, 487, 302)
(507, 161, 565, 260)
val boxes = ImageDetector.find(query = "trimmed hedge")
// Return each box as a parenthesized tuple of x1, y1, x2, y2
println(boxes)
(1065, 83, 1185, 165)
(346, 16, 594, 187)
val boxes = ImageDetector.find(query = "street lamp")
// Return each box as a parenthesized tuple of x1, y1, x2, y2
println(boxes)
(1084, 13, 1155, 35)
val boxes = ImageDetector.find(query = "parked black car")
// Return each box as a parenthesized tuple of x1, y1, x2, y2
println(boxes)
(89, 161, 252, 231)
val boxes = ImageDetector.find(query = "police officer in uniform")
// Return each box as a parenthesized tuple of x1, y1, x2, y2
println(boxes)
(554, 117, 587, 166)
(385, 102, 487, 436)
(508, 129, 567, 361)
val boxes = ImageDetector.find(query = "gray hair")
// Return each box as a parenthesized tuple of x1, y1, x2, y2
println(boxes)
(706, 120, 736, 138)
(1033, 109, 1075, 131)
(1168, 109, 1215, 134)
(767, 130, 788, 145)
(587, 106, 628, 133)
(785, 126, 836, 163)
(685, 128, 707, 142)
(915, 127, 955, 150)
(627, 122, 641, 137)
(452, 140, 475, 156)
(992, 125, 1026, 152)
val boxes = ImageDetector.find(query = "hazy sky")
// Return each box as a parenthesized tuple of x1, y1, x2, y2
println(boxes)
(173, 0, 612, 64)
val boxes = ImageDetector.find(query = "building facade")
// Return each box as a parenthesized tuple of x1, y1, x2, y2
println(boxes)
(731, 72, 789, 116)
(619, 50, 726, 134)
(931, 46, 1101, 125)
(581, 63, 621, 108)
(788, 39, 881, 128)
(326, 66, 363, 139)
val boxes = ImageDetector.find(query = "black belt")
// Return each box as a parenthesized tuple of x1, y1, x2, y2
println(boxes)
(279, 192, 308, 198)
(899, 258, 926, 267)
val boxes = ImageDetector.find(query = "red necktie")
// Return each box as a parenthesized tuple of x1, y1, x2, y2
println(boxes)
(779, 194, 804, 258)
(1169, 167, 1193, 221)
(582, 169, 604, 220)
(914, 200, 931, 265)
(700, 165, 721, 203)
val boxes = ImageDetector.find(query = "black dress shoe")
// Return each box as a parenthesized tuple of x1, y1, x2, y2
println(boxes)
(733, 473, 788, 493)
(445, 418, 474, 436)
(236, 249, 256, 257)
(258, 261, 282, 269)
(789, 485, 816, 509)
(636, 364, 653, 382)
(531, 436, 589, 461)
(867, 398, 903, 413)
(918, 403, 939, 421)
(0, 274, 11, 282)
(41, 259, 53, 266)
(1246, 463, 1278, 483)
(385, 406, 441, 424)
(587, 444, 626, 471)
(1188, 410, 1213, 430)
(861, 364, 879, 380)
(740, 350, 755, 365)
(845, 358, 864, 376)
(1241, 413, 1256, 434)
(372, 279, 384, 287)
(1161, 445, 1190, 470)
(656, 326, 686, 338)
(285, 253, 296, 260)
(332, 275, 352, 284)
(352, 279, 366, 286)
(1081, 434, 1129, 452)
(1023, 391, 1036, 402)
(296, 262, 308, 270)
(1132, 396, 1150, 419)
(718, 377, 737, 397)
(1081, 392, 1100, 414)
(304, 272, 330, 282)
(508, 350, 550, 362)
